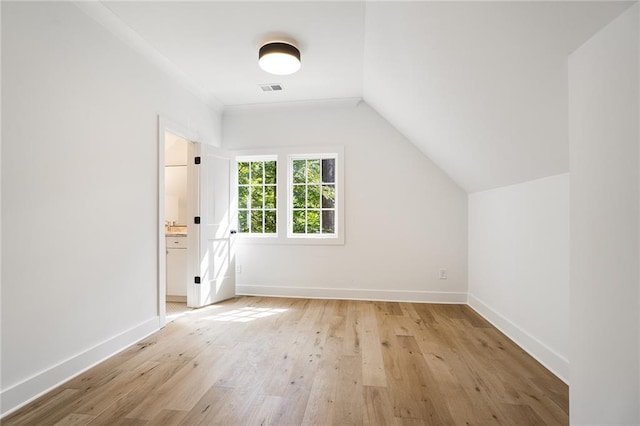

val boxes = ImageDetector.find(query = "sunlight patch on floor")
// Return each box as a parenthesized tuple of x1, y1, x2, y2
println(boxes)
(203, 307, 288, 323)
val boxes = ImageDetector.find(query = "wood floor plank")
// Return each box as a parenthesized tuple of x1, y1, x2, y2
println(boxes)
(300, 336, 341, 425)
(70, 361, 163, 417)
(359, 302, 388, 387)
(3, 297, 569, 426)
(342, 300, 362, 355)
(259, 324, 310, 397)
(531, 375, 570, 415)
(414, 332, 497, 424)
(275, 315, 331, 424)
(396, 335, 455, 423)
(85, 360, 190, 424)
(53, 413, 96, 426)
(178, 385, 233, 425)
(205, 385, 260, 425)
(4, 389, 80, 426)
(295, 299, 324, 332)
(240, 395, 283, 426)
(363, 386, 400, 426)
(333, 355, 365, 425)
(377, 301, 405, 316)
(146, 409, 188, 425)
(139, 347, 228, 419)
(501, 402, 550, 425)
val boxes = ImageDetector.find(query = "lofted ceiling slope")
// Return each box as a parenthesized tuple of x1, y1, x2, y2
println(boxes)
(93, 1, 633, 192)
(363, 1, 633, 192)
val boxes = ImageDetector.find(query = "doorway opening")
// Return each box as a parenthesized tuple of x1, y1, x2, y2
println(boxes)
(158, 117, 237, 326)
(164, 131, 192, 320)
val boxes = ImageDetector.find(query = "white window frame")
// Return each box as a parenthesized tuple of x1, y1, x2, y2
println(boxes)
(234, 154, 279, 238)
(232, 146, 344, 246)
(287, 153, 339, 239)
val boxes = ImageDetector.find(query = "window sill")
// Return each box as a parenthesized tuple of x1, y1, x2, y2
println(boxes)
(234, 234, 344, 246)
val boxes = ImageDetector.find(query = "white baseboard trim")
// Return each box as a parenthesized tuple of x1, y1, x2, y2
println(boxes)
(236, 285, 467, 304)
(467, 294, 569, 384)
(0, 317, 160, 418)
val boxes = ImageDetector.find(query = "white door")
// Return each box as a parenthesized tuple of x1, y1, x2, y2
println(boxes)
(187, 143, 236, 308)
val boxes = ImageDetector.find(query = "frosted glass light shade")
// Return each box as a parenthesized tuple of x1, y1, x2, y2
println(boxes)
(259, 42, 301, 75)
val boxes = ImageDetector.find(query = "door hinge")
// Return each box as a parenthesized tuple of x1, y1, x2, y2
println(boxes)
(194, 216, 201, 224)
(194, 276, 201, 284)
(194, 156, 201, 165)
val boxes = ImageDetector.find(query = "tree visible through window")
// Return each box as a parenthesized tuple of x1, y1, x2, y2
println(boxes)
(291, 157, 336, 235)
(237, 159, 277, 234)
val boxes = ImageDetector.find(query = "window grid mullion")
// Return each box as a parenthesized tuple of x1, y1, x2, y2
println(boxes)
(248, 162, 253, 234)
(262, 164, 265, 233)
(304, 160, 308, 234)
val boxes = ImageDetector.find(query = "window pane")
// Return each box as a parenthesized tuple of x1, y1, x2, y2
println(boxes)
(239, 210, 249, 233)
(264, 185, 276, 209)
(251, 161, 264, 184)
(250, 210, 263, 233)
(288, 155, 338, 238)
(250, 186, 264, 208)
(322, 159, 335, 183)
(237, 159, 279, 235)
(238, 162, 250, 185)
(265, 160, 276, 184)
(307, 185, 321, 209)
(307, 210, 320, 234)
(322, 185, 335, 208)
(293, 160, 306, 183)
(293, 210, 306, 233)
(293, 185, 305, 208)
(265, 211, 276, 233)
(238, 186, 249, 209)
(308, 160, 321, 183)
(322, 210, 335, 234)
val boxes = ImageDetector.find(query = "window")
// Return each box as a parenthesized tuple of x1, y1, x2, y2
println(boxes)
(289, 155, 337, 237)
(237, 158, 277, 234)
(234, 147, 343, 245)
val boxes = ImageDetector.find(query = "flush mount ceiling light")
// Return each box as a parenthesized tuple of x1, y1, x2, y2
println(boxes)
(258, 42, 301, 75)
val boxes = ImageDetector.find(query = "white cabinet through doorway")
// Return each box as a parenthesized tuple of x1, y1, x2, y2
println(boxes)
(166, 236, 187, 298)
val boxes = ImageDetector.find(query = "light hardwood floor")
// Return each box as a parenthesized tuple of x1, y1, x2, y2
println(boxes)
(3, 297, 568, 425)
(166, 302, 192, 318)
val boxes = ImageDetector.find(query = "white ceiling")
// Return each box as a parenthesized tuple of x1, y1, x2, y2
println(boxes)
(95, 1, 632, 192)
(103, 1, 365, 106)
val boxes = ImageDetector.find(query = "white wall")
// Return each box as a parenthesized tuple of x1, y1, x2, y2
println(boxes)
(1, 2, 220, 416)
(223, 101, 468, 302)
(165, 134, 189, 225)
(165, 167, 188, 225)
(569, 4, 639, 424)
(165, 132, 189, 166)
(468, 173, 569, 382)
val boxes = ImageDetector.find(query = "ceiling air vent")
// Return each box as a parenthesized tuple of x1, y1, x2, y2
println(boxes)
(260, 83, 283, 92)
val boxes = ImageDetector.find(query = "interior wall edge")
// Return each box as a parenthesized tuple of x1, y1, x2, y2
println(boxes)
(468, 293, 569, 384)
(0, 317, 160, 419)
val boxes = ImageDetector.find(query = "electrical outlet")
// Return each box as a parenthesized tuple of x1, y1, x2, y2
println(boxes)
(439, 269, 447, 280)
(237, 264, 243, 274)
